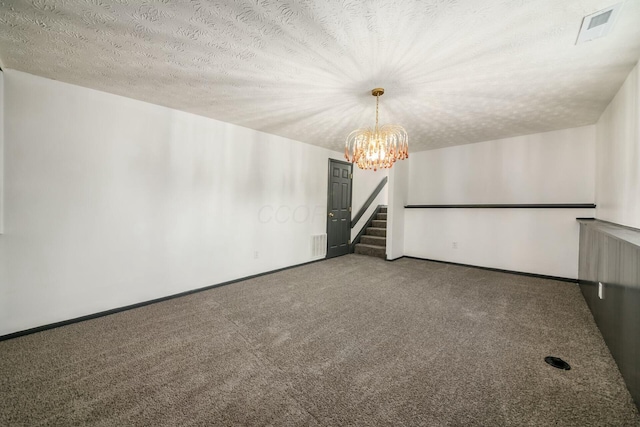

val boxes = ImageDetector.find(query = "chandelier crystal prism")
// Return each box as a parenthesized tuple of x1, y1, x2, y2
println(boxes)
(344, 88, 409, 171)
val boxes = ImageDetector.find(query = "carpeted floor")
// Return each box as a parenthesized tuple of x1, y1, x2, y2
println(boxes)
(1, 255, 639, 426)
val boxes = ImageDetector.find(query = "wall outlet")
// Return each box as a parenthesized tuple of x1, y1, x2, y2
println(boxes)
(598, 282, 604, 299)
(452, 242, 458, 249)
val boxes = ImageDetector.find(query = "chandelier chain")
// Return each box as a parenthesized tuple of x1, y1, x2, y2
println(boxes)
(375, 93, 380, 132)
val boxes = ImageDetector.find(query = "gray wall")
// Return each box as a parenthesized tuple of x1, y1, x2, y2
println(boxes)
(578, 220, 640, 409)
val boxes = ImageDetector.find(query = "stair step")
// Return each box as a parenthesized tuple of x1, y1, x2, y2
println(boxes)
(379, 207, 387, 214)
(376, 213, 387, 220)
(366, 227, 387, 237)
(354, 243, 386, 259)
(361, 235, 386, 246)
(372, 220, 387, 228)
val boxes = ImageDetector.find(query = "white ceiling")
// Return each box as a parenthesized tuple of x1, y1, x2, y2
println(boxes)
(1, 0, 639, 152)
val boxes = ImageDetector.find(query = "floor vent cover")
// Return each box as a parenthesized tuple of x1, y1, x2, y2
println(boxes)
(544, 356, 571, 370)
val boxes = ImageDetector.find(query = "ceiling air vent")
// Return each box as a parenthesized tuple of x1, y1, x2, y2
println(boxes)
(576, 3, 623, 44)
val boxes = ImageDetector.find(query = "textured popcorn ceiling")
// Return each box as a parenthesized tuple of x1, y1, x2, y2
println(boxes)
(1, 0, 639, 152)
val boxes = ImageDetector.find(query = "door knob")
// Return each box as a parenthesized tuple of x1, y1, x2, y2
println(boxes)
(328, 212, 334, 217)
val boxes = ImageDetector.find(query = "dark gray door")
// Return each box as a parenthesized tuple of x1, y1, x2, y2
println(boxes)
(327, 159, 352, 258)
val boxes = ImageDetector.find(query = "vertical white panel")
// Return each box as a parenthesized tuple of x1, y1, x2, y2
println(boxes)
(0, 69, 4, 234)
(386, 160, 409, 260)
(595, 61, 640, 229)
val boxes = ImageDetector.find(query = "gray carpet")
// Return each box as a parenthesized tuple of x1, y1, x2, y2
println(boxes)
(1, 255, 638, 426)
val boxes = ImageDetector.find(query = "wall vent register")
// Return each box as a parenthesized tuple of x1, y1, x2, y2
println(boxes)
(312, 234, 327, 258)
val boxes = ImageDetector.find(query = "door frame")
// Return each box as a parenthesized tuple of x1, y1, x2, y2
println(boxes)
(326, 158, 353, 258)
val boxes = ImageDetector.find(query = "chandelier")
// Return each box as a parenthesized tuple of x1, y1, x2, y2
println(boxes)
(344, 88, 408, 171)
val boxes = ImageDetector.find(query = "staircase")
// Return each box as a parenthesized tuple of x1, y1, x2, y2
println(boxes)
(354, 206, 387, 259)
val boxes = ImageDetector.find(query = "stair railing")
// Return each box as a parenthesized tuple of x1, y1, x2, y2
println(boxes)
(350, 177, 388, 252)
(351, 177, 388, 228)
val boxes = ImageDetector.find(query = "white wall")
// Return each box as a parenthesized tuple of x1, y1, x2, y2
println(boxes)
(351, 167, 388, 241)
(405, 208, 594, 278)
(595, 62, 640, 229)
(0, 69, 4, 234)
(0, 70, 342, 336)
(386, 160, 409, 260)
(404, 126, 596, 278)
(408, 126, 596, 204)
